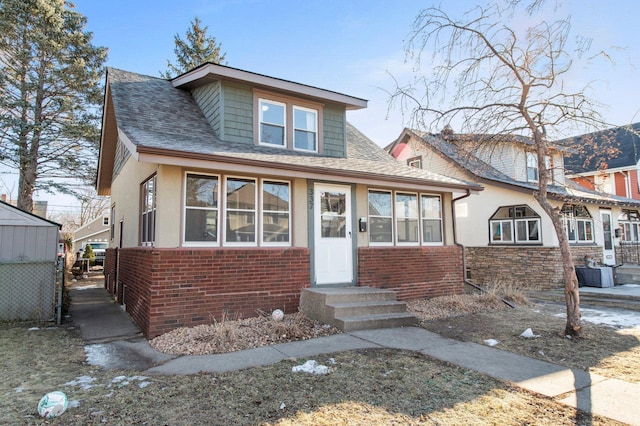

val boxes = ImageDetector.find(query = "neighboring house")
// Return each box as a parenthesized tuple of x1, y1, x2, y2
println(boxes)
(564, 123, 640, 261)
(0, 199, 61, 321)
(564, 123, 640, 199)
(73, 214, 110, 265)
(96, 64, 482, 338)
(386, 128, 640, 290)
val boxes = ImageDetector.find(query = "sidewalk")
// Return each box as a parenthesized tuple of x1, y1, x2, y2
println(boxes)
(69, 282, 640, 426)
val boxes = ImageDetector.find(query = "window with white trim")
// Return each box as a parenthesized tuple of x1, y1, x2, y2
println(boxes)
(561, 204, 594, 243)
(368, 190, 443, 245)
(526, 151, 552, 183)
(368, 190, 393, 244)
(262, 180, 290, 244)
(293, 106, 317, 151)
(490, 205, 541, 244)
(408, 156, 422, 168)
(259, 100, 286, 147)
(421, 194, 443, 244)
(255, 91, 322, 153)
(184, 174, 219, 244)
(140, 174, 156, 246)
(110, 205, 115, 241)
(396, 192, 419, 244)
(526, 152, 539, 182)
(225, 177, 257, 244)
(619, 209, 640, 242)
(183, 174, 291, 247)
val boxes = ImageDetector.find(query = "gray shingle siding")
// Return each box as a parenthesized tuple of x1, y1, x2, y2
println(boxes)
(322, 105, 346, 157)
(192, 81, 221, 137)
(220, 81, 254, 144)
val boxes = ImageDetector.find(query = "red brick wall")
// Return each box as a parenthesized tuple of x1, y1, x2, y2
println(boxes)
(357, 246, 464, 300)
(115, 247, 311, 338)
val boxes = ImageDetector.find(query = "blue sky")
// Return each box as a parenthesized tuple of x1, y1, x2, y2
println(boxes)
(3, 0, 640, 216)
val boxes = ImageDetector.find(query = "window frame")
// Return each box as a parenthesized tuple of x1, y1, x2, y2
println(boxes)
(254, 90, 323, 153)
(110, 204, 116, 241)
(260, 178, 291, 246)
(489, 205, 541, 245)
(183, 172, 221, 247)
(367, 189, 394, 246)
(140, 174, 156, 247)
(258, 99, 286, 148)
(561, 204, 594, 244)
(292, 105, 318, 152)
(619, 209, 640, 243)
(407, 156, 422, 169)
(224, 176, 258, 246)
(367, 189, 444, 246)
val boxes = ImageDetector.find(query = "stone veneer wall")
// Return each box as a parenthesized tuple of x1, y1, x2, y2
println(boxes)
(358, 246, 465, 300)
(465, 245, 603, 290)
(107, 247, 310, 338)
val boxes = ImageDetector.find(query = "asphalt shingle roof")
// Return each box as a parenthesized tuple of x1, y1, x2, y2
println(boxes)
(563, 123, 640, 173)
(106, 68, 480, 191)
(415, 131, 640, 207)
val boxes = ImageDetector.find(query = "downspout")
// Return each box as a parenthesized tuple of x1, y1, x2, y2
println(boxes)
(451, 189, 516, 308)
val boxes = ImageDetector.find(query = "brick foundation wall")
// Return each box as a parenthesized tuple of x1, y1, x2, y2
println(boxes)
(465, 245, 603, 290)
(616, 244, 640, 265)
(115, 247, 311, 338)
(358, 246, 464, 300)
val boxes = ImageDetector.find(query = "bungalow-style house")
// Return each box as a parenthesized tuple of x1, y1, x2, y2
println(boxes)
(96, 64, 481, 338)
(386, 128, 640, 290)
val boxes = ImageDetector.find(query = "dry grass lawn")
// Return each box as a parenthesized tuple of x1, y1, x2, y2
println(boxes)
(0, 283, 637, 425)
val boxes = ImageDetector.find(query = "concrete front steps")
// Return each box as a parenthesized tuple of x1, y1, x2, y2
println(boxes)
(300, 286, 417, 332)
(615, 264, 640, 285)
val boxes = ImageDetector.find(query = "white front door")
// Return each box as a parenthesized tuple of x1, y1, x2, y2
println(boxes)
(600, 210, 616, 266)
(314, 184, 353, 285)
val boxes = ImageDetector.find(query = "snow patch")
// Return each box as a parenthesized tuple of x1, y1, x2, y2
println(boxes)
(292, 360, 332, 375)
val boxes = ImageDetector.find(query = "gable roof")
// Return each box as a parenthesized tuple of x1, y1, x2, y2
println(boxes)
(97, 68, 481, 195)
(391, 128, 640, 208)
(0, 200, 61, 228)
(563, 123, 640, 174)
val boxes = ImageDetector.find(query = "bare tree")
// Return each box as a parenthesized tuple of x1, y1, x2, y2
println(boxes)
(391, 2, 618, 336)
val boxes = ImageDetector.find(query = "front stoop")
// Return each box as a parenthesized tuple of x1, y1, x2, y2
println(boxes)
(300, 287, 417, 332)
(615, 264, 640, 284)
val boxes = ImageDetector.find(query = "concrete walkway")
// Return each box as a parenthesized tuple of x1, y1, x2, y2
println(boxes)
(69, 283, 640, 426)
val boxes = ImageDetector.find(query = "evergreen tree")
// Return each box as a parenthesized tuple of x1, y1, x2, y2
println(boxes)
(162, 17, 226, 79)
(0, 0, 107, 213)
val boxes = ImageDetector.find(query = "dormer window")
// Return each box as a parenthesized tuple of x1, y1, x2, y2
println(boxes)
(526, 151, 552, 183)
(259, 100, 285, 147)
(526, 152, 539, 182)
(254, 90, 322, 153)
(293, 107, 317, 151)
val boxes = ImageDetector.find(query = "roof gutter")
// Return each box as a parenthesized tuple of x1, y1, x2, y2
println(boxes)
(136, 145, 483, 193)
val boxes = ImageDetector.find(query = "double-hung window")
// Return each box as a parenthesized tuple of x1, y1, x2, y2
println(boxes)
(526, 152, 539, 182)
(368, 190, 393, 244)
(293, 107, 317, 151)
(184, 174, 219, 244)
(259, 100, 286, 147)
(561, 204, 594, 243)
(368, 190, 443, 245)
(262, 180, 290, 244)
(490, 205, 541, 244)
(225, 177, 257, 244)
(256, 92, 321, 153)
(421, 194, 443, 244)
(619, 209, 640, 242)
(140, 175, 156, 246)
(396, 193, 419, 244)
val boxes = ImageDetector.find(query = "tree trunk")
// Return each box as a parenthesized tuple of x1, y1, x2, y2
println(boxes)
(534, 193, 581, 337)
(17, 157, 36, 213)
